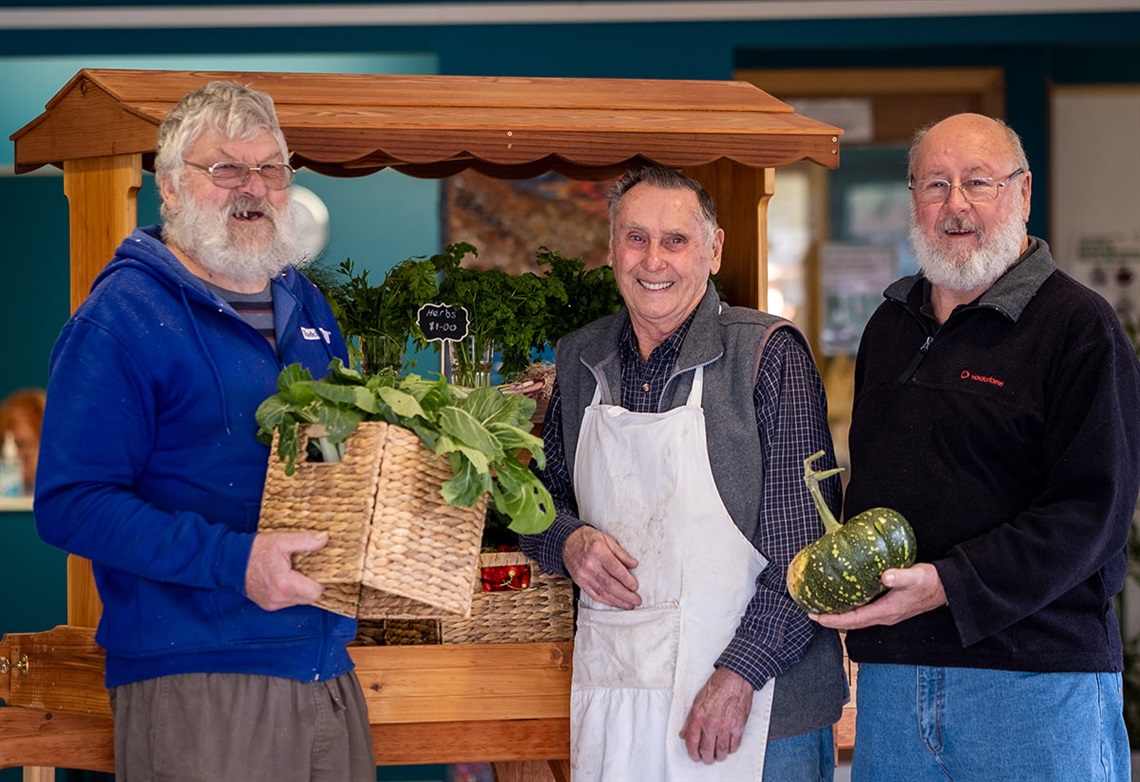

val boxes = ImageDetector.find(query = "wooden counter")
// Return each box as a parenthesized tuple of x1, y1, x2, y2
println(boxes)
(2, 626, 855, 777)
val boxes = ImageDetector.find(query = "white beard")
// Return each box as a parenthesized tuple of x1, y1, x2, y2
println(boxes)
(163, 188, 306, 287)
(910, 206, 1026, 293)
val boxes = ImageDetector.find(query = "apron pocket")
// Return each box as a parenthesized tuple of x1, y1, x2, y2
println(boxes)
(574, 602, 680, 691)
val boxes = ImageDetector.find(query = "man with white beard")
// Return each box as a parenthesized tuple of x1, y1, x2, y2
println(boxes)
(35, 81, 376, 781)
(814, 113, 1140, 781)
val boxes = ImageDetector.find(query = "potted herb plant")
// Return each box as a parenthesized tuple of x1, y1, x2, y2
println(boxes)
(308, 242, 624, 387)
(534, 245, 625, 353)
(432, 243, 553, 387)
(312, 249, 449, 374)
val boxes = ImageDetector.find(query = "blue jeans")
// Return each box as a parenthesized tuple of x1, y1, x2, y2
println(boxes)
(763, 725, 835, 782)
(851, 663, 1130, 782)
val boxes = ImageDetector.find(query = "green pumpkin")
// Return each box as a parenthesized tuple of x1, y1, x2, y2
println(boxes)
(786, 451, 917, 614)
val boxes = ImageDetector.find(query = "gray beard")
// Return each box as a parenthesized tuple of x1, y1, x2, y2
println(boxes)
(910, 207, 1026, 293)
(163, 191, 306, 287)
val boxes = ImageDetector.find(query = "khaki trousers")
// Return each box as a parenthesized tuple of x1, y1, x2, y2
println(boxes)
(111, 671, 375, 782)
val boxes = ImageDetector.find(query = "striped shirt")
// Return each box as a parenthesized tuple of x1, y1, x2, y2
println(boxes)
(206, 281, 276, 351)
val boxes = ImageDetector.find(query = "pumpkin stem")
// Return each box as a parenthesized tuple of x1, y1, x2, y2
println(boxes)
(803, 450, 844, 534)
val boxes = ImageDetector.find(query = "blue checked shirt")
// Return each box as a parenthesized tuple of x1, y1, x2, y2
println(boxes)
(524, 312, 841, 690)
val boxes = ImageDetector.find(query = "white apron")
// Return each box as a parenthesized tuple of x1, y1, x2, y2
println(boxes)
(570, 366, 775, 781)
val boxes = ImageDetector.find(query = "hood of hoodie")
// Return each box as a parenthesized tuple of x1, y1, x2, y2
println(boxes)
(98, 224, 311, 318)
(94, 226, 341, 431)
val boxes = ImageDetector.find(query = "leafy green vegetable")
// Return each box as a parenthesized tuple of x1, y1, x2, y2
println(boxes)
(309, 243, 624, 384)
(430, 243, 556, 381)
(535, 246, 625, 347)
(317, 252, 445, 373)
(255, 360, 554, 534)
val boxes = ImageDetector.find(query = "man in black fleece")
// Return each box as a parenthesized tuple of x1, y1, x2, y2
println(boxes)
(815, 113, 1140, 782)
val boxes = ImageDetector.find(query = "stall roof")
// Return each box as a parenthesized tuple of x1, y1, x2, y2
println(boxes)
(11, 69, 841, 179)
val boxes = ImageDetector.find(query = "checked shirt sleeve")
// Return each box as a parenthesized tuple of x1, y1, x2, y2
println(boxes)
(715, 328, 842, 690)
(518, 380, 587, 577)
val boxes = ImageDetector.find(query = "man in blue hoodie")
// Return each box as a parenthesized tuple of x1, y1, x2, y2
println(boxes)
(35, 81, 375, 781)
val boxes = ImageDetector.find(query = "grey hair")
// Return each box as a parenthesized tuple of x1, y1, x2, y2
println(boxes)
(907, 115, 1030, 179)
(154, 81, 289, 186)
(607, 165, 719, 240)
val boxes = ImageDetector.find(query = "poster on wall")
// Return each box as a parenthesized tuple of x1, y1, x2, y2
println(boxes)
(1070, 232, 1140, 344)
(820, 242, 896, 357)
(1051, 86, 1140, 350)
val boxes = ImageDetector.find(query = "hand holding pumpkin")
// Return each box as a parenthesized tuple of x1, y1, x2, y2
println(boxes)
(809, 563, 947, 630)
(785, 451, 917, 614)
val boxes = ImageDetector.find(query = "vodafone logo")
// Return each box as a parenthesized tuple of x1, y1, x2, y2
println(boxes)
(960, 369, 1005, 388)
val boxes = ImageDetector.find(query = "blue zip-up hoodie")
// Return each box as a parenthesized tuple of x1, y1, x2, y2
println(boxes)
(35, 225, 356, 688)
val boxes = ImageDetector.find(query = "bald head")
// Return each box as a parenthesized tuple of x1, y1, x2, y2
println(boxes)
(908, 113, 1029, 180)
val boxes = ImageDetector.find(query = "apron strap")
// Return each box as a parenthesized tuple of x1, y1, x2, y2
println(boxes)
(685, 365, 704, 407)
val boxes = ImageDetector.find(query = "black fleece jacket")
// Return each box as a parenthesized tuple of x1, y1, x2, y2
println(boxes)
(844, 238, 1140, 673)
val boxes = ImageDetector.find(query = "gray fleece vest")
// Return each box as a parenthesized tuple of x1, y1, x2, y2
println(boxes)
(555, 283, 848, 738)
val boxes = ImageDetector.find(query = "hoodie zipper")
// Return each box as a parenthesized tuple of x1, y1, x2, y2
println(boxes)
(314, 610, 330, 681)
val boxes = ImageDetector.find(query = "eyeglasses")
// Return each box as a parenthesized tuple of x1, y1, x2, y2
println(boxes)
(182, 159, 295, 190)
(909, 168, 1024, 204)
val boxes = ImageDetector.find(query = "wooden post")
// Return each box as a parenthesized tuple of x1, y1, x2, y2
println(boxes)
(682, 160, 774, 311)
(61, 154, 142, 628)
(63, 155, 142, 313)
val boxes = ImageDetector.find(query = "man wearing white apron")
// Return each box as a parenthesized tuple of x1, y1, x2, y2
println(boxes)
(521, 166, 848, 781)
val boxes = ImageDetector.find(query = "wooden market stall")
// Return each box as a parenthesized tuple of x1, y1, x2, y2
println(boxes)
(1, 69, 844, 780)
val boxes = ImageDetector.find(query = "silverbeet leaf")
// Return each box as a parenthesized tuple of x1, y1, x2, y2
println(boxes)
(491, 458, 554, 535)
(437, 406, 504, 462)
(377, 386, 427, 420)
(442, 457, 493, 508)
(434, 433, 492, 476)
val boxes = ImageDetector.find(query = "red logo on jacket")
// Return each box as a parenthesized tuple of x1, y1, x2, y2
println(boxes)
(960, 369, 1005, 388)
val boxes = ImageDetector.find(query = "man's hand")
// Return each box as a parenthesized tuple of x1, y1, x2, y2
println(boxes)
(811, 563, 947, 630)
(245, 530, 329, 611)
(563, 526, 641, 609)
(680, 667, 754, 764)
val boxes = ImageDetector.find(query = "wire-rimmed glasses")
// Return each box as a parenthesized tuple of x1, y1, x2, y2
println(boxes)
(182, 160, 295, 190)
(909, 168, 1024, 204)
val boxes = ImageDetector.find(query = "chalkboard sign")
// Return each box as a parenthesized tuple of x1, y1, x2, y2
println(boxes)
(416, 302, 469, 342)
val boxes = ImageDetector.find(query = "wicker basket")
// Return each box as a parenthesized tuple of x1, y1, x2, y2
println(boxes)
(354, 550, 575, 646)
(258, 421, 486, 619)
